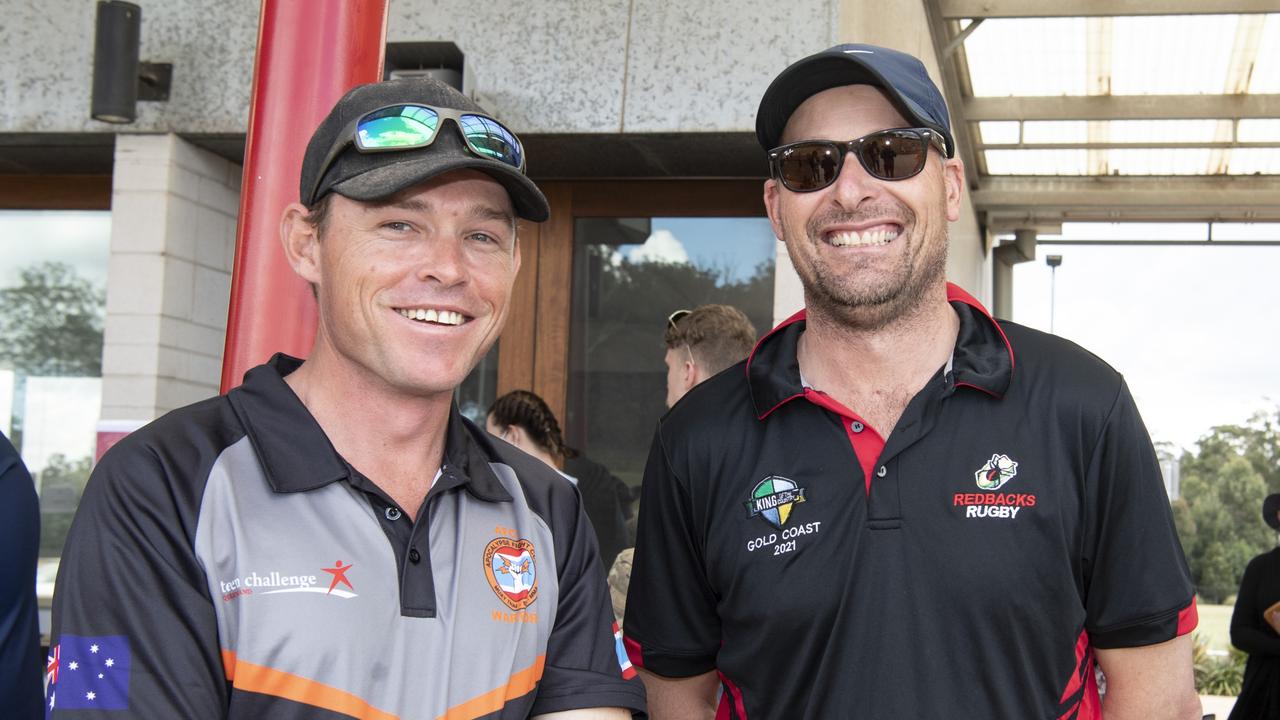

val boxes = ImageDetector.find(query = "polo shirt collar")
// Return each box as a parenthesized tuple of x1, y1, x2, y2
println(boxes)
(746, 283, 1015, 419)
(227, 353, 511, 503)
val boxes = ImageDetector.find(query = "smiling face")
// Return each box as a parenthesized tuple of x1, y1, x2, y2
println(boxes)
(763, 85, 964, 330)
(293, 169, 520, 400)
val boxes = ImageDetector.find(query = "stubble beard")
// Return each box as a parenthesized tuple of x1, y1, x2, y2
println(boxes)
(785, 200, 949, 332)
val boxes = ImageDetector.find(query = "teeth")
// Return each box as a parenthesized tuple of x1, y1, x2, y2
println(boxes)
(397, 308, 465, 326)
(828, 228, 900, 247)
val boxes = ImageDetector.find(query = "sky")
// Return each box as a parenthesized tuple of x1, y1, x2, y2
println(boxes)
(616, 217, 776, 286)
(0, 210, 111, 290)
(1011, 231, 1280, 452)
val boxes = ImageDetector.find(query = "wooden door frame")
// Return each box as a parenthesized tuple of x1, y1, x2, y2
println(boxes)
(496, 179, 766, 423)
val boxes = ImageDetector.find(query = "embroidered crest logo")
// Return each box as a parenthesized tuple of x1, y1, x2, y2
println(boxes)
(483, 537, 539, 611)
(975, 453, 1019, 490)
(744, 475, 807, 529)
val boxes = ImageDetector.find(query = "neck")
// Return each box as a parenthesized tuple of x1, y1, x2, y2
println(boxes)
(798, 282, 958, 426)
(285, 339, 452, 516)
(529, 446, 561, 471)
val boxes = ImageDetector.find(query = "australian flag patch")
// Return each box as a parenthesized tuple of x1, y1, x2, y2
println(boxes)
(46, 634, 131, 714)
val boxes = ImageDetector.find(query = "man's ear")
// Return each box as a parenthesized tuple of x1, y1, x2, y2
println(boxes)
(763, 178, 785, 242)
(280, 202, 322, 285)
(682, 358, 699, 394)
(942, 158, 965, 223)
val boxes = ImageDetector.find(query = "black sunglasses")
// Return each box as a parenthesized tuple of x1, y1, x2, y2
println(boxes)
(304, 103, 526, 206)
(768, 127, 946, 193)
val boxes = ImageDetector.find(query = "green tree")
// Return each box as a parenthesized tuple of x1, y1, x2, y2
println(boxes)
(0, 261, 105, 377)
(1176, 418, 1279, 603)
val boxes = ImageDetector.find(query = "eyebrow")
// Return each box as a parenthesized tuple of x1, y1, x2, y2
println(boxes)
(367, 198, 514, 226)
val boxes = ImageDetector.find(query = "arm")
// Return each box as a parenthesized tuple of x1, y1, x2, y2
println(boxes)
(527, 479, 646, 717)
(1095, 635, 1201, 720)
(49, 439, 227, 718)
(623, 431, 722, 715)
(637, 668, 718, 720)
(1080, 381, 1199, 718)
(1230, 554, 1280, 656)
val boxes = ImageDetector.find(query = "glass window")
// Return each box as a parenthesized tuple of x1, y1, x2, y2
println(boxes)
(456, 343, 499, 427)
(565, 217, 776, 490)
(0, 209, 110, 625)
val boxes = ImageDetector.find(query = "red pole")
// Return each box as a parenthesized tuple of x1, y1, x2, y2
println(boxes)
(221, 0, 388, 392)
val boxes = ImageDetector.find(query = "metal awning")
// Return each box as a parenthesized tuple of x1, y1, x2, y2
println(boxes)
(925, 1, 1280, 230)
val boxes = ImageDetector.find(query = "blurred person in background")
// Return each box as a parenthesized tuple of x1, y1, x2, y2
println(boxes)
(488, 390, 631, 572)
(663, 304, 758, 408)
(1, 430, 41, 718)
(1228, 493, 1280, 719)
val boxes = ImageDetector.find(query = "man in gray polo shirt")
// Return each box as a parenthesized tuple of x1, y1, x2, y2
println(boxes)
(48, 77, 646, 719)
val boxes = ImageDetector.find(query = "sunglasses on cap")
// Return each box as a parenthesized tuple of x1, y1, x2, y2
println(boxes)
(305, 103, 526, 206)
(768, 127, 946, 193)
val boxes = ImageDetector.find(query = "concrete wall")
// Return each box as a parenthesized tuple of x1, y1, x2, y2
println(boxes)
(100, 134, 238, 423)
(1, 0, 833, 135)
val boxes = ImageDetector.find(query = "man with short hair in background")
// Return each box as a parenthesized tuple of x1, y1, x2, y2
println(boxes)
(609, 305, 759, 626)
(663, 304, 757, 408)
(49, 76, 645, 719)
(624, 44, 1200, 720)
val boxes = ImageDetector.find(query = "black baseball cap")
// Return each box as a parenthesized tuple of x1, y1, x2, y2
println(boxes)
(299, 76, 550, 221)
(755, 43, 955, 158)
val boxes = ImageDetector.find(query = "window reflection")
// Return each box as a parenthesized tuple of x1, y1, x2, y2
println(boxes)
(566, 217, 776, 490)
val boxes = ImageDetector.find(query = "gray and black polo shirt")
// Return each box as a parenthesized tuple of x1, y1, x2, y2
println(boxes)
(624, 284, 1195, 720)
(48, 354, 645, 719)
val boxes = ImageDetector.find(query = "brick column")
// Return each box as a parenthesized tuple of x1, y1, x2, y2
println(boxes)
(100, 134, 239, 427)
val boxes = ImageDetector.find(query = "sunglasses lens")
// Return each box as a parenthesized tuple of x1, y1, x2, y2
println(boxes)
(356, 105, 440, 149)
(777, 143, 842, 192)
(857, 130, 928, 181)
(459, 114, 524, 169)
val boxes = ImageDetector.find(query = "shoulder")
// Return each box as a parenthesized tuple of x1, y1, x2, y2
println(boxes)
(85, 395, 244, 529)
(468, 418, 582, 517)
(997, 320, 1130, 422)
(661, 359, 754, 440)
(999, 320, 1124, 391)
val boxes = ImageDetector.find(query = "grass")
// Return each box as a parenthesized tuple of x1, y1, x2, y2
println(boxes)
(1196, 603, 1234, 653)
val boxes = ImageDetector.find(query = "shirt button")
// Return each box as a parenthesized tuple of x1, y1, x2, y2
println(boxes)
(851, 421, 865, 433)
(408, 548, 421, 564)
(876, 466, 887, 478)
(384, 506, 402, 521)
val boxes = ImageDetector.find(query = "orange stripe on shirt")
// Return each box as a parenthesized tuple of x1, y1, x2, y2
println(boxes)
(435, 655, 546, 720)
(221, 649, 398, 720)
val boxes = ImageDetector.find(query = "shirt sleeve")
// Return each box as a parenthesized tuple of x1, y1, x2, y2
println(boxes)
(1082, 379, 1197, 649)
(529, 481, 648, 717)
(622, 426, 721, 677)
(48, 437, 227, 718)
(1230, 552, 1280, 656)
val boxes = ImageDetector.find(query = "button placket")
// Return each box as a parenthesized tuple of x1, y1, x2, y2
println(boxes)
(384, 506, 402, 521)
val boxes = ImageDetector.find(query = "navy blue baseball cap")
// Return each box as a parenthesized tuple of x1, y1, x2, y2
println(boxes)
(755, 43, 955, 158)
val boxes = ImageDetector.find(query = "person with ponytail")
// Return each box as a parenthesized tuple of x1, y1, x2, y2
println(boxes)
(487, 390, 630, 571)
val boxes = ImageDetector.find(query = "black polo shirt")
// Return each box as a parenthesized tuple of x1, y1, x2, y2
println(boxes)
(624, 284, 1195, 720)
(49, 354, 645, 718)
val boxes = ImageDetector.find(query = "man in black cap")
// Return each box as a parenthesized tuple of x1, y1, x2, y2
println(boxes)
(49, 77, 645, 718)
(623, 45, 1200, 719)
